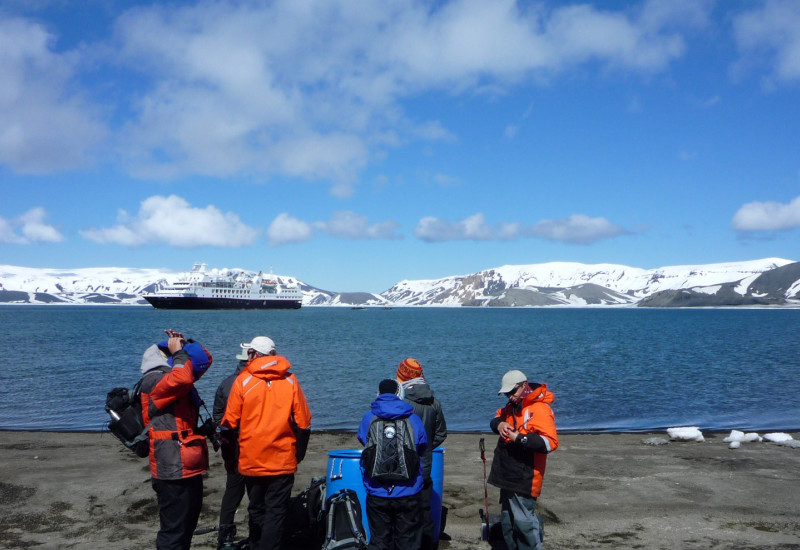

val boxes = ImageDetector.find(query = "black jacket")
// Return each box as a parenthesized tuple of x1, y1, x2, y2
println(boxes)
(403, 382, 447, 478)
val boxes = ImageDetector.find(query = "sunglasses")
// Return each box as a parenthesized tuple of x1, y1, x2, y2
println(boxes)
(504, 384, 522, 397)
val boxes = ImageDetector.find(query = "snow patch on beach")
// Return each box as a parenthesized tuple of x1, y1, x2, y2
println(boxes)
(724, 430, 763, 443)
(763, 432, 794, 443)
(667, 426, 705, 442)
(665, 428, 798, 449)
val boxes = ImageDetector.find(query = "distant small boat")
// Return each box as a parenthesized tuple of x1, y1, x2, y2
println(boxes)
(351, 306, 366, 310)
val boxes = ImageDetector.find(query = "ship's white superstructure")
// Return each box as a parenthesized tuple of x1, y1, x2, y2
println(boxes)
(144, 263, 302, 309)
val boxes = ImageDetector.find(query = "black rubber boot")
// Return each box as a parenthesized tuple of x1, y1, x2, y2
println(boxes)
(217, 523, 237, 550)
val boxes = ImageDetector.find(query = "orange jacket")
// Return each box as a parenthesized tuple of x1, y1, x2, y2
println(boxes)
(221, 355, 311, 476)
(140, 345, 210, 480)
(487, 384, 558, 498)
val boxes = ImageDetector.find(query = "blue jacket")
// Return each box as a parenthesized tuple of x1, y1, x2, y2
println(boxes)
(357, 394, 428, 498)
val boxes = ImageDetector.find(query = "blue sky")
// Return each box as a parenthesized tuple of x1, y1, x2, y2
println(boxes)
(1, 0, 799, 293)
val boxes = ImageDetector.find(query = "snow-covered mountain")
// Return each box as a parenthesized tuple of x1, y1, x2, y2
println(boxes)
(382, 258, 800, 307)
(1, 258, 798, 307)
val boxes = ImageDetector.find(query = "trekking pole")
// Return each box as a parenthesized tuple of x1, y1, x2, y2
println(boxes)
(480, 438, 491, 540)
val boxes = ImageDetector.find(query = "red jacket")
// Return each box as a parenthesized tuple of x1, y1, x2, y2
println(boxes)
(487, 384, 558, 498)
(140, 345, 210, 480)
(221, 355, 312, 476)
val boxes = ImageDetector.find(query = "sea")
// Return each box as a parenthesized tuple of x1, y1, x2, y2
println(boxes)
(1, 305, 798, 434)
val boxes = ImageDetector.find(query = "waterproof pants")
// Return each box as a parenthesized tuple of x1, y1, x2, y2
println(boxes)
(366, 492, 423, 550)
(151, 475, 203, 550)
(245, 473, 294, 550)
(499, 489, 543, 550)
(420, 477, 437, 550)
(217, 471, 246, 546)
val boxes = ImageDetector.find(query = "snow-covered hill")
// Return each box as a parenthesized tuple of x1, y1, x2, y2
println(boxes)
(1, 258, 798, 307)
(381, 258, 800, 307)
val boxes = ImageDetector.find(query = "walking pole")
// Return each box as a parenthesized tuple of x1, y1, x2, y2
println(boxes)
(480, 437, 491, 541)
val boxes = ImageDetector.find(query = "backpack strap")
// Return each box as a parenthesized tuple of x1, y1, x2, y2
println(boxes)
(343, 495, 368, 548)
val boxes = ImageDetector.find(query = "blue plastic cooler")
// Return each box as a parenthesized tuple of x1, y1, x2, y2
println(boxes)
(325, 447, 445, 543)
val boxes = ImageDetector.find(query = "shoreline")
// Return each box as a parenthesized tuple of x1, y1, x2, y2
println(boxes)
(3, 426, 799, 436)
(2, 430, 799, 549)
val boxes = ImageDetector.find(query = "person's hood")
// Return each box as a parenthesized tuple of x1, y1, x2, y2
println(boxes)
(521, 383, 555, 407)
(371, 393, 414, 419)
(140, 344, 170, 374)
(402, 381, 434, 405)
(245, 354, 291, 380)
(235, 360, 247, 375)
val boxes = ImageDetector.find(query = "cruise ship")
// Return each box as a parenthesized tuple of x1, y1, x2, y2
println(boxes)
(143, 263, 302, 309)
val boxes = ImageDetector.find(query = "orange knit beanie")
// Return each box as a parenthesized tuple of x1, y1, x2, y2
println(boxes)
(396, 357, 424, 382)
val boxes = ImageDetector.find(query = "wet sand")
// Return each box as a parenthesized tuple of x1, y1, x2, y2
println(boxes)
(1, 430, 799, 549)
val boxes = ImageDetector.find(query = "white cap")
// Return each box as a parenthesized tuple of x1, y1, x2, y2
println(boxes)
(498, 369, 527, 395)
(240, 336, 276, 355)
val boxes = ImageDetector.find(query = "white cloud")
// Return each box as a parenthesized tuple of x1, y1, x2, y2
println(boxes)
(79, 195, 258, 247)
(0, 17, 106, 173)
(732, 0, 800, 84)
(531, 214, 628, 244)
(1, 1, 710, 185)
(415, 212, 627, 244)
(268, 211, 400, 245)
(0, 207, 64, 244)
(267, 213, 314, 246)
(314, 211, 400, 240)
(732, 195, 800, 232)
(415, 213, 522, 242)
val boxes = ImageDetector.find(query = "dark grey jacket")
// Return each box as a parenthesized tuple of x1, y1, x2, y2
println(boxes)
(212, 360, 247, 425)
(403, 382, 447, 479)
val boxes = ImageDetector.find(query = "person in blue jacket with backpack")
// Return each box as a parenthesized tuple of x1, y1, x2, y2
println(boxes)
(357, 379, 427, 550)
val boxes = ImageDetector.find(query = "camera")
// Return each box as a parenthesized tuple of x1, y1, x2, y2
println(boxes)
(197, 417, 221, 452)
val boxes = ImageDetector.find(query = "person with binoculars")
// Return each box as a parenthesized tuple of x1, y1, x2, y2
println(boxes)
(139, 329, 214, 550)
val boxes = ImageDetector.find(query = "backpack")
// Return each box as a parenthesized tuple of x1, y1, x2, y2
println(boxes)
(359, 417, 419, 487)
(104, 367, 167, 457)
(284, 476, 326, 547)
(321, 489, 367, 550)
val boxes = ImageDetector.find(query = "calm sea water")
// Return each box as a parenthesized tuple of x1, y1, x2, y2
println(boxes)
(1, 305, 798, 433)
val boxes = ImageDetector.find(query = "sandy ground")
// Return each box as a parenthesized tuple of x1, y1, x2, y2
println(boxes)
(1, 430, 799, 549)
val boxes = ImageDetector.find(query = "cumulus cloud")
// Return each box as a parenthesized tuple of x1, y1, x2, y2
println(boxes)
(732, 195, 800, 232)
(268, 211, 401, 246)
(415, 213, 521, 242)
(732, 0, 800, 84)
(267, 213, 314, 246)
(531, 214, 628, 244)
(0, 207, 64, 244)
(0, 17, 106, 173)
(314, 211, 400, 240)
(415, 212, 627, 244)
(0, 1, 716, 186)
(79, 195, 258, 247)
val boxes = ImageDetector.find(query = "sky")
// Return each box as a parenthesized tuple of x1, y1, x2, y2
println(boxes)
(1, 0, 799, 293)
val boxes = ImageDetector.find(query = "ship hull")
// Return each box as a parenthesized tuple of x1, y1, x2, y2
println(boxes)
(144, 296, 301, 310)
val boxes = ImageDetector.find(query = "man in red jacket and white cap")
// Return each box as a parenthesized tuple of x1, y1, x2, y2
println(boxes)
(487, 369, 558, 550)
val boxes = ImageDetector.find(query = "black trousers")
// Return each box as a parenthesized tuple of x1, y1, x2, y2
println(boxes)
(219, 471, 246, 526)
(244, 473, 294, 550)
(218, 471, 247, 544)
(151, 475, 203, 550)
(366, 492, 423, 550)
(419, 477, 436, 550)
